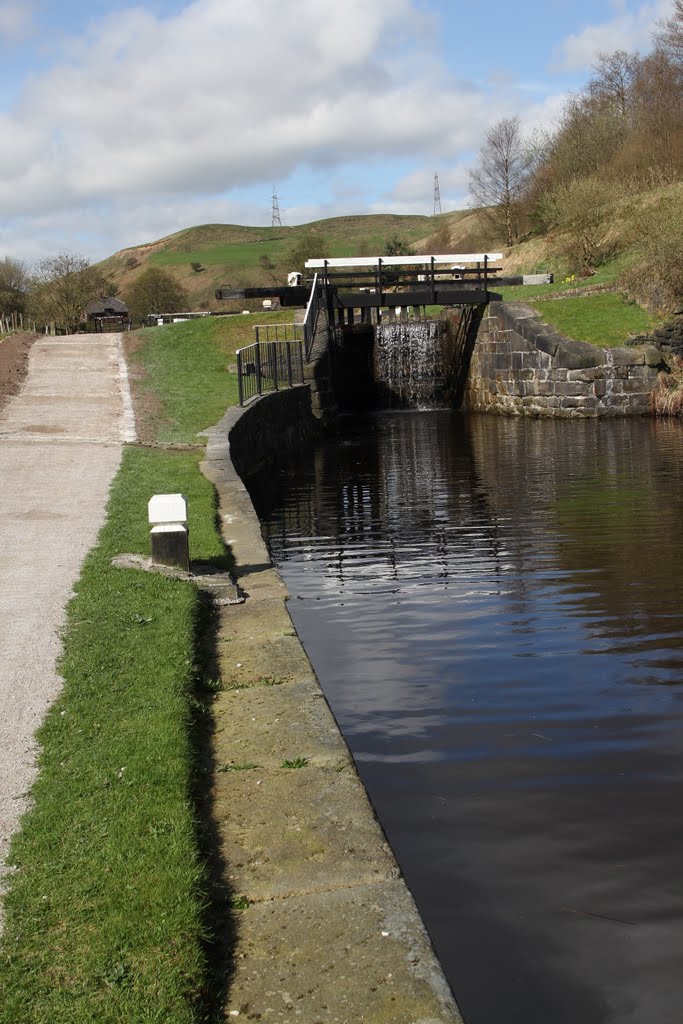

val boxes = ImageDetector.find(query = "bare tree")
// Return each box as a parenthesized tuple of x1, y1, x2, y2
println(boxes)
(589, 50, 640, 115)
(468, 117, 532, 247)
(653, 0, 683, 65)
(30, 252, 109, 333)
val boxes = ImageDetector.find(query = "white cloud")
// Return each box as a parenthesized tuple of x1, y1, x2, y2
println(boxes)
(0, 0, 35, 44)
(553, 0, 675, 71)
(0, 0, 611, 259)
(0, 1, 491, 222)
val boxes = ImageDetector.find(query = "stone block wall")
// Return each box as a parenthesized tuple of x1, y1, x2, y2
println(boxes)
(466, 301, 664, 417)
(223, 385, 320, 478)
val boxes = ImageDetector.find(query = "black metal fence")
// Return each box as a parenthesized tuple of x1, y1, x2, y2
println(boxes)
(236, 335, 305, 405)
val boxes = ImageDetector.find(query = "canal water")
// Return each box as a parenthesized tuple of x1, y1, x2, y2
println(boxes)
(247, 411, 683, 1024)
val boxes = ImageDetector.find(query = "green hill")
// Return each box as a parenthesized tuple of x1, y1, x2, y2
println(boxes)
(98, 210, 488, 312)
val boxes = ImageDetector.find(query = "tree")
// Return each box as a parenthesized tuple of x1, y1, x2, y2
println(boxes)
(383, 235, 413, 257)
(653, 0, 683, 65)
(468, 116, 533, 247)
(287, 233, 328, 272)
(589, 50, 640, 115)
(0, 257, 30, 318)
(30, 252, 109, 333)
(538, 176, 614, 270)
(124, 268, 189, 323)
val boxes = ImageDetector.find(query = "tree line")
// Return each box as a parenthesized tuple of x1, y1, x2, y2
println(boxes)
(0, 253, 189, 335)
(467, 2, 683, 310)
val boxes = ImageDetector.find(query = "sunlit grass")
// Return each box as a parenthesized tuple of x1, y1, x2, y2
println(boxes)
(0, 447, 228, 1024)
(129, 311, 295, 443)
(527, 293, 662, 347)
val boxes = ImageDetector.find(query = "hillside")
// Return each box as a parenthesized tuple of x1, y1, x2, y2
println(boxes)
(98, 209, 491, 312)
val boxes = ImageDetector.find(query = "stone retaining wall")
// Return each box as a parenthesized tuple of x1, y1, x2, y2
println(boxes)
(466, 301, 664, 417)
(219, 384, 319, 478)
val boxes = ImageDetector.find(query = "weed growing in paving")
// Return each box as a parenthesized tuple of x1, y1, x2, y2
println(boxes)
(0, 446, 230, 1024)
(258, 675, 284, 687)
(217, 762, 259, 773)
(281, 757, 310, 769)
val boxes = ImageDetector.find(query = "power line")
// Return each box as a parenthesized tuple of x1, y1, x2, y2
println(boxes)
(433, 172, 442, 216)
(271, 187, 283, 228)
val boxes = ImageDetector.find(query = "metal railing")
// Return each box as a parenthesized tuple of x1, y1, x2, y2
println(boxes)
(302, 273, 325, 360)
(235, 336, 305, 406)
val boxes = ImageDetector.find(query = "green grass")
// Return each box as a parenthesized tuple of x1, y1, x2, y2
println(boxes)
(151, 240, 293, 269)
(130, 310, 295, 443)
(115, 214, 439, 275)
(497, 253, 634, 302)
(281, 757, 310, 769)
(494, 254, 662, 346)
(527, 292, 661, 347)
(0, 447, 228, 1024)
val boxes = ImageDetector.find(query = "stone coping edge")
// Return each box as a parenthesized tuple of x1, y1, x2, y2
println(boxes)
(200, 389, 464, 1023)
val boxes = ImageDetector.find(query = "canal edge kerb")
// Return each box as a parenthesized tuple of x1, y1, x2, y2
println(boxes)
(200, 388, 464, 1022)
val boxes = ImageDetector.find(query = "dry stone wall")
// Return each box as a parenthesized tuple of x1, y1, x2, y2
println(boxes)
(466, 301, 664, 417)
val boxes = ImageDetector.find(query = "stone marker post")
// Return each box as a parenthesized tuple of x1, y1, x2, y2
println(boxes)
(148, 493, 190, 572)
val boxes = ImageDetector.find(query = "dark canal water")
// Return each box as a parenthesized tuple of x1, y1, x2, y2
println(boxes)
(247, 411, 683, 1024)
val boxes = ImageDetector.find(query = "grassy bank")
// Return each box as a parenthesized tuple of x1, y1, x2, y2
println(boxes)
(129, 311, 293, 443)
(0, 446, 228, 1024)
(528, 292, 660, 347)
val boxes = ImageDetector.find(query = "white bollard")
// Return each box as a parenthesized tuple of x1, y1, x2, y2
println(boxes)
(148, 493, 190, 572)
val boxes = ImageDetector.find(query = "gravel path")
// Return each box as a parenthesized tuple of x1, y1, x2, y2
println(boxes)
(0, 333, 134, 925)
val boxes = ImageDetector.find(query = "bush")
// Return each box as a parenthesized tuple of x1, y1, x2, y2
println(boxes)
(651, 358, 683, 416)
(124, 268, 189, 323)
(539, 176, 616, 271)
(619, 187, 683, 312)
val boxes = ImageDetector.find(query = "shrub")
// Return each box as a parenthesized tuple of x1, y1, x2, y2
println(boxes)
(619, 187, 683, 312)
(651, 358, 683, 416)
(539, 176, 616, 271)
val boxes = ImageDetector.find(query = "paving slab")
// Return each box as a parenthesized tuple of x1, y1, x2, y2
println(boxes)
(226, 882, 458, 1023)
(215, 768, 398, 901)
(0, 333, 130, 923)
(214, 680, 350, 768)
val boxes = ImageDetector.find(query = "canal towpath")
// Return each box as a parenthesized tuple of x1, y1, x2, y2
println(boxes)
(0, 332, 131, 922)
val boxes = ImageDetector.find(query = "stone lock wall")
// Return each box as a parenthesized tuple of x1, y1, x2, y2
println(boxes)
(221, 384, 320, 479)
(466, 301, 664, 417)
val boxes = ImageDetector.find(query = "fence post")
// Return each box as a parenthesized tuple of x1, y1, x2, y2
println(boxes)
(255, 342, 262, 396)
(270, 341, 278, 391)
(286, 343, 293, 387)
(237, 350, 244, 406)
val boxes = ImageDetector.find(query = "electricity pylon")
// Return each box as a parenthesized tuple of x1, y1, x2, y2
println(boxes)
(272, 187, 283, 228)
(433, 173, 442, 216)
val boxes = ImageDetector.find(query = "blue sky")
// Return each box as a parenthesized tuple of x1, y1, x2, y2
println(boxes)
(0, 0, 674, 261)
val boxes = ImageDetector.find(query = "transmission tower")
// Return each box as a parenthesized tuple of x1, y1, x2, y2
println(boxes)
(271, 187, 283, 228)
(433, 172, 442, 216)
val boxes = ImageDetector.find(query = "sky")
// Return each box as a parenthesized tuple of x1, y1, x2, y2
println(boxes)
(0, 0, 675, 262)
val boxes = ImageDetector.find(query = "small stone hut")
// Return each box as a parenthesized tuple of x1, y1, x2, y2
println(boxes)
(86, 296, 131, 332)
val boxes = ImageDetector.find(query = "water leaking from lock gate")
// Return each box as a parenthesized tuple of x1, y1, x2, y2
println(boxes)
(247, 409, 683, 1024)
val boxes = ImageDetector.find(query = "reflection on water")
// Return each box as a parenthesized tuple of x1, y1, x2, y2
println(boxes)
(248, 412, 683, 1024)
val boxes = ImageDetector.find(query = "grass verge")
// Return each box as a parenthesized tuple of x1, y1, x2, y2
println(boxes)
(526, 292, 661, 347)
(128, 311, 295, 443)
(0, 446, 229, 1024)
